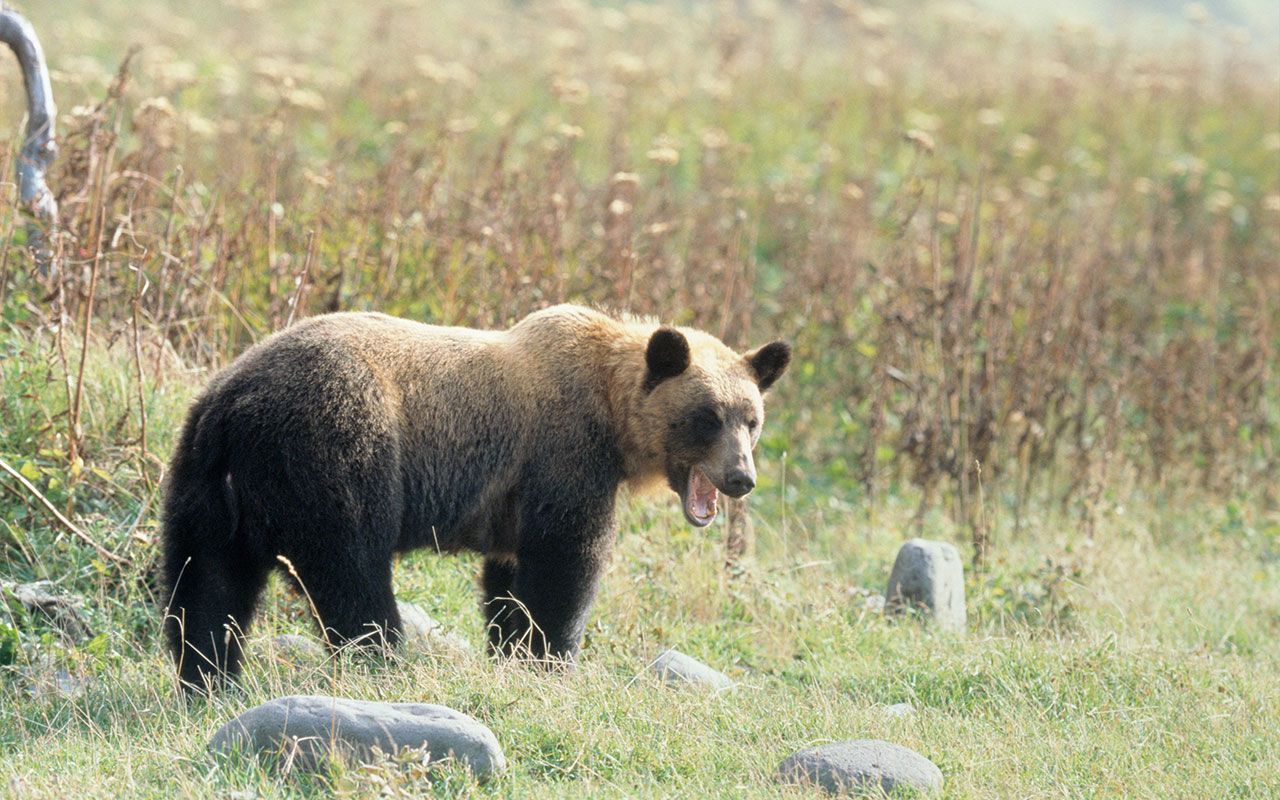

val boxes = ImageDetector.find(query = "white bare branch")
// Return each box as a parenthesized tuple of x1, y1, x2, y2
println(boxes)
(1, 4, 58, 275)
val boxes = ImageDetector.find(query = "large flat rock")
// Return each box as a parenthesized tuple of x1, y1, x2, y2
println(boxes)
(779, 739, 942, 796)
(209, 695, 504, 779)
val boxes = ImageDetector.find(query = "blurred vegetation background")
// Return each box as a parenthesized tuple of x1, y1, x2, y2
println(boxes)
(3, 0, 1275, 566)
(0, 2, 1277, 796)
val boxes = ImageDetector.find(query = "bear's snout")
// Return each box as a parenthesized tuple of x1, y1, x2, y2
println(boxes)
(722, 468, 756, 498)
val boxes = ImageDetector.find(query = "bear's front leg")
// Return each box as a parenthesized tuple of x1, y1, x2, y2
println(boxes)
(485, 501, 614, 663)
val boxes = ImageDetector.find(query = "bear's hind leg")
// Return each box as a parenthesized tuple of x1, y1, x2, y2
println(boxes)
(163, 543, 268, 693)
(283, 549, 403, 655)
(266, 422, 406, 656)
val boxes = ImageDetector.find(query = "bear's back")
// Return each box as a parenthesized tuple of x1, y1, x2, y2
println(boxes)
(204, 309, 626, 551)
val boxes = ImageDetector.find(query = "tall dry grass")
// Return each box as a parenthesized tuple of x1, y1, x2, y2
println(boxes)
(1, 0, 1277, 565)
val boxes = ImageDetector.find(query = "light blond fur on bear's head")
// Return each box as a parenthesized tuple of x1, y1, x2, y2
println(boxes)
(507, 304, 789, 525)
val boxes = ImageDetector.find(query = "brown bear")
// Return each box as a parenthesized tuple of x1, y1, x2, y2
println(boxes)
(160, 304, 789, 690)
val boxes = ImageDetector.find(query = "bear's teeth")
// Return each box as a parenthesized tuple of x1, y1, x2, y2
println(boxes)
(686, 467, 719, 522)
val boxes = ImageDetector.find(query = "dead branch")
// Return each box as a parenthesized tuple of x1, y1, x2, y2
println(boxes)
(0, 5, 58, 276)
(0, 456, 128, 565)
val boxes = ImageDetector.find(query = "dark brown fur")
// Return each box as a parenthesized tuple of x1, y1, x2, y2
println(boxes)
(160, 304, 788, 690)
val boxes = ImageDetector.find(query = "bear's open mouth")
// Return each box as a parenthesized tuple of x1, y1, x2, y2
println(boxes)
(683, 466, 719, 527)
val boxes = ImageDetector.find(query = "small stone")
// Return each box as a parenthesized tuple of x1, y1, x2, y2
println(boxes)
(2, 580, 92, 643)
(882, 702, 917, 720)
(885, 539, 966, 632)
(397, 601, 474, 656)
(649, 648, 734, 690)
(266, 634, 326, 665)
(778, 739, 942, 796)
(22, 666, 91, 700)
(209, 695, 505, 779)
(849, 587, 886, 614)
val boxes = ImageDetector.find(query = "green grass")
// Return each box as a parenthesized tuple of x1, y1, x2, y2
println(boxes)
(1, 329, 1278, 798)
(1, 0, 1277, 795)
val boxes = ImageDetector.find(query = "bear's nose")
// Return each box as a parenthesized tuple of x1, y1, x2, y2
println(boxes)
(723, 470, 755, 498)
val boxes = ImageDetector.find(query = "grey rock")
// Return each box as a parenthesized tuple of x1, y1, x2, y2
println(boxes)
(1, 580, 92, 643)
(397, 601, 474, 656)
(266, 634, 326, 664)
(849, 587, 887, 615)
(209, 695, 505, 779)
(649, 648, 734, 690)
(885, 539, 966, 633)
(21, 666, 91, 700)
(882, 702, 917, 720)
(778, 739, 942, 796)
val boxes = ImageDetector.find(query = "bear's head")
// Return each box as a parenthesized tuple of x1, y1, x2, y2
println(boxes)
(640, 327, 790, 527)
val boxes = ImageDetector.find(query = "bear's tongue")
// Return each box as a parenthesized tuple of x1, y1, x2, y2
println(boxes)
(685, 467, 719, 525)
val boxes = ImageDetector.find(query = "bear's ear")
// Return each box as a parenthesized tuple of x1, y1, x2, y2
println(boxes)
(643, 327, 691, 392)
(745, 340, 791, 391)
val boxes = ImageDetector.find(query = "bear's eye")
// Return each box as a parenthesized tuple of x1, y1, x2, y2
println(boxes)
(671, 404, 723, 450)
(690, 405, 722, 434)
(681, 404, 722, 443)
(747, 418, 758, 431)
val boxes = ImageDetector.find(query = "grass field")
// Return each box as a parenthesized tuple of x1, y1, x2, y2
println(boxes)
(1, 0, 1278, 797)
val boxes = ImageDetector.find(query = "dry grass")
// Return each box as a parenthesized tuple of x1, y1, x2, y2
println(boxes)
(1, 0, 1278, 797)
(3, 0, 1276, 558)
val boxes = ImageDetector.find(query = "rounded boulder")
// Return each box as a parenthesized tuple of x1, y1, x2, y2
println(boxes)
(778, 739, 942, 796)
(209, 695, 505, 779)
